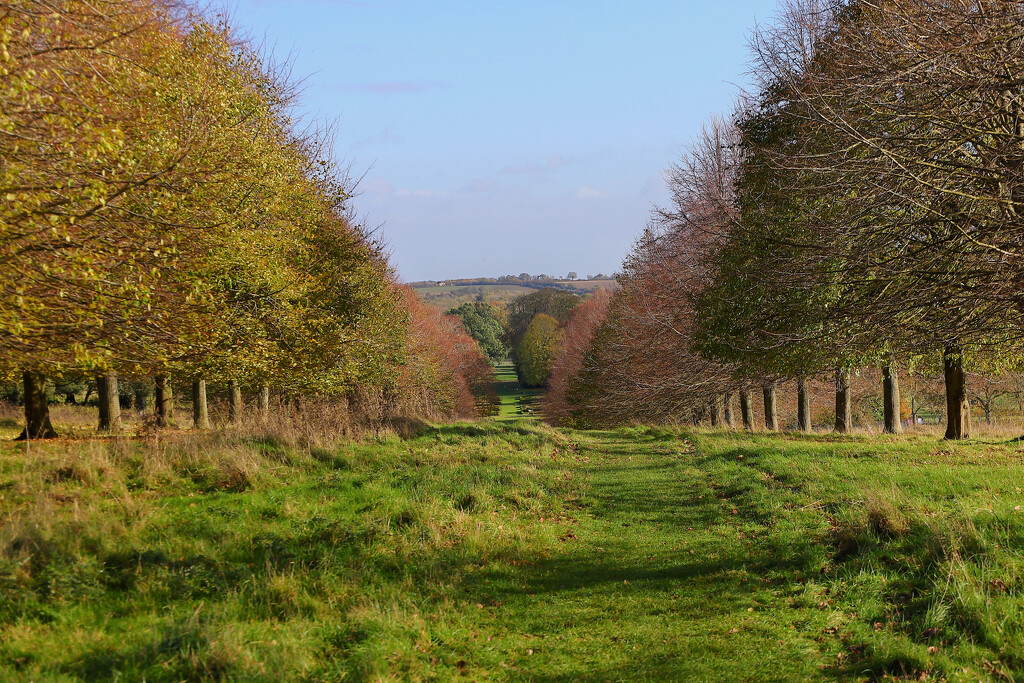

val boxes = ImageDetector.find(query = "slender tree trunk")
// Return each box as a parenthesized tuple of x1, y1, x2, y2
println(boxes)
(797, 376, 811, 433)
(134, 387, 146, 412)
(834, 368, 852, 434)
(97, 375, 109, 429)
(882, 362, 902, 434)
(259, 385, 270, 419)
(155, 375, 173, 428)
(97, 372, 121, 432)
(739, 389, 753, 431)
(723, 392, 734, 428)
(710, 397, 723, 427)
(192, 380, 210, 430)
(763, 382, 778, 431)
(17, 371, 57, 440)
(228, 380, 243, 424)
(944, 344, 970, 440)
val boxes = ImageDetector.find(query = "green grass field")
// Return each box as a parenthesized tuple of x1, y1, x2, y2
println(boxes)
(1, 421, 1023, 681)
(492, 361, 544, 421)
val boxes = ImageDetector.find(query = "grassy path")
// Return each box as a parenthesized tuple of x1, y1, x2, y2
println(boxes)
(451, 427, 843, 681)
(492, 361, 543, 420)
(2, 423, 1023, 680)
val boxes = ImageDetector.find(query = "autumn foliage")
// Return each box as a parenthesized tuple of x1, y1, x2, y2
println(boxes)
(544, 290, 611, 426)
(400, 288, 495, 420)
(0, 1, 491, 436)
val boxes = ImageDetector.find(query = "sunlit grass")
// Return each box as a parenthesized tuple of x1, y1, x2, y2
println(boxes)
(1, 422, 1023, 680)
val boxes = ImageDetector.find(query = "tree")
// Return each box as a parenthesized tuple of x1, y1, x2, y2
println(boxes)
(517, 314, 562, 388)
(557, 119, 744, 426)
(740, 0, 1024, 438)
(506, 288, 580, 380)
(447, 302, 510, 364)
(400, 288, 495, 418)
(545, 290, 612, 425)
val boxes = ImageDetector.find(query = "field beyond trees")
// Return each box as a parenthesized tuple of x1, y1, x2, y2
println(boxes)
(2, 418, 1022, 681)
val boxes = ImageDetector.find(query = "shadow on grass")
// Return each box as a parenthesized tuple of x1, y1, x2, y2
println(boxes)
(416, 421, 548, 440)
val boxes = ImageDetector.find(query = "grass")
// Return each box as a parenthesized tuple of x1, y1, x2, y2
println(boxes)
(1, 419, 1024, 680)
(492, 362, 543, 421)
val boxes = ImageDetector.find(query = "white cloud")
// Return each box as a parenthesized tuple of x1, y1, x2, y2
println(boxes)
(395, 188, 450, 198)
(576, 186, 602, 199)
(361, 177, 395, 197)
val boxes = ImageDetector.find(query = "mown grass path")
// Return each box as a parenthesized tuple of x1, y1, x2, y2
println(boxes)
(2, 424, 1023, 680)
(492, 361, 543, 421)
(455, 428, 844, 681)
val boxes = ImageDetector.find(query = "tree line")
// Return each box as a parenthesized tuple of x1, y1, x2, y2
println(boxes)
(1, 0, 490, 438)
(545, 0, 1024, 440)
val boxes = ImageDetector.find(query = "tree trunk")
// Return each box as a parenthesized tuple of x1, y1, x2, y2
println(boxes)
(763, 382, 778, 430)
(710, 397, 723, 427)
(155, 375, 173, 427)
(17, 371, 57, 440)
(97, 372, 121, 432)
(739, 389, 753, 431)
(228, 380, 243, 424)
(882, 362, 902, 434)
(192, 380, 210, 430)
(723, 392, 734, 428)
(134, 387, 147, 412)
(259, 385, 270, 419)
(944, 344, 970, 440)
(97, 376, 109, 429)
(797, 376, 811, 433)
(834, 368, 852, 434)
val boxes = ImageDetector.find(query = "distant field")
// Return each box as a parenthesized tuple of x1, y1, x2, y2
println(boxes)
(411, 284, 537, 308)
(553, 279, 617, 291)
(414, 284, 536, 297)
(411, 280, 617, 308)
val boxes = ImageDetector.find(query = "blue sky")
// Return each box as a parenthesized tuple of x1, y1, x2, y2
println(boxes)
(232, 0, 780, 282)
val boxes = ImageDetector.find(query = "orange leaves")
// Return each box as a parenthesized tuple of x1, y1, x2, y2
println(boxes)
(399, 287, 493, 419)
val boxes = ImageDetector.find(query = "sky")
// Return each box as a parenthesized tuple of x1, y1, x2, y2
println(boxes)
(231, 0, 781, 282)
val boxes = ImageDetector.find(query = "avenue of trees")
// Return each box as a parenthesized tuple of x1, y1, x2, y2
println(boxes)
(1, 0, 489, 438)
(546, 0, 1024, 439)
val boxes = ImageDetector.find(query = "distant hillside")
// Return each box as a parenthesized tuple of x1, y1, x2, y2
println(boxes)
(410, 276, 617, 308)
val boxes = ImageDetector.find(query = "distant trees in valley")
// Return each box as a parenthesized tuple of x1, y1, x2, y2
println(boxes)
(446, 302, 510, 364)
(506, 289, 581, 386)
